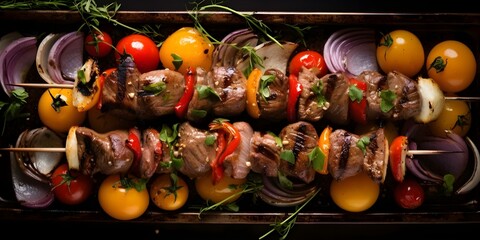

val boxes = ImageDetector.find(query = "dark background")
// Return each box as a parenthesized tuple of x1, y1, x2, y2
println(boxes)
(98, 0, 478, 13)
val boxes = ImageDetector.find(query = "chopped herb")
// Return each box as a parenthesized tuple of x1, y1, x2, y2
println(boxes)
(443, 174, 455, 196)
(191, 109, 208, 118)
(143, 81, 166, 96)
(204, 134, 216, 145)
(380, 89, 396, 113)
(0, 89, 29, 135)
(267, 131, 283, 148)
(308, 146, 325, 172)
(277, 171, 293, 190)
(196, 85, 221, 100)
(356, 136, 371, 155)
(171, 53, 183, 71)
(348, 84, 363, 103)
(259, 74, 275, 102)
(280, 150, 295, 164)
(311, 80, 327, 107)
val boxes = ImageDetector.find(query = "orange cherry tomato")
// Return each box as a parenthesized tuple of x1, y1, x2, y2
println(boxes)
(376, 30, 425, 78)
(195, 171, 246, 204)
(426, 40, 477, 93)
(149, 173, 189, 211)
(389, 136, 408, 182)
(330, 171, 380, 212)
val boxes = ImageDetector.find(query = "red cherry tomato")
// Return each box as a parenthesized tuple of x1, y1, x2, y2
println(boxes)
(393, 177, 425, 209)
(84, 30, 113, 58)
(288, 50, 328, 77)
(50, 163, 94, 205)
(115, 34, 159, 73)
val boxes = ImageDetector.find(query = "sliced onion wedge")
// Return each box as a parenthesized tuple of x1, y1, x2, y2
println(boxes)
(66, 126, 79, 170)
(36, 33, 65, 83)
(456, 137, 480, 194)
(323, 28, 378, 76)
(236, 41, 298, 75)
(14, 127, 64, 183)
(72, 58, 101, 112)
(0, 36, 37, 96)
(414, 77, 445, 123)
(47, 31, 84, 85)
(257, 174, 321, 207)
(213, 28, 258, 68)
(10, 155, 54, 209)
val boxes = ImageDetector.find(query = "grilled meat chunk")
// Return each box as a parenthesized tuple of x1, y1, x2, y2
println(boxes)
(130, 128, 163, 179)
(297, 67, 329, 122)
(386, 71, 421, 121)
(75, 127, 134, 177)
(359, 70, 387, 121)
(328, 129, 364, 180)
(279, 121, 318, 183)
(250, 131, 282, 177)
(323, 72, 350, 125)
(176, 122, 216, 179)
(258, 68, 289, 121)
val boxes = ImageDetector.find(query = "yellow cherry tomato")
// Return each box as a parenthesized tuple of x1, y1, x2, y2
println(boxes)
(376, 29, 425, 78)
(195, 172, 246, 204)
(159, 27, 214, 75)
(427, 97, 471, 137)
(38, 88, 87, 133)
(330, 171, 380, 212)
(426, 40, 477, 93)
(149, 173, 189, 211)
(98, 174, 149, 220)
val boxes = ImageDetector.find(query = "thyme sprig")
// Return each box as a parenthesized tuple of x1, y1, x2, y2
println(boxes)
(259, 187, 321, 240)
(197, 173, 263, 219)
(0, 0, 70, 9)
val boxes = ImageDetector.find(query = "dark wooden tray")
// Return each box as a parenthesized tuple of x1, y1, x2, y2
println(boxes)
(0, 8, 479, 239)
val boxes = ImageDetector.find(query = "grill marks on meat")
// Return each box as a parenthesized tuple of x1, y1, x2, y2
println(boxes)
(297, 67, 329, 122)
(258, 69, 289, 121)
(279, 121, 318, 183)
(75, 127, 163, 179)
(176, 122, 217, 179)
(75, 127, 134, 177)
(101, 56, 185, 120)
(358, 70, 421, 122)
(250, 131, 282, 177)
(187, 66, 246, 122)
(328, 128, 387, 183)
(323, 72, 350, 125)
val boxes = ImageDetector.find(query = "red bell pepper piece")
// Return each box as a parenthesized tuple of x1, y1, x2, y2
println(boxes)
(348, 77, 368, 125)
(175, 67, 196, 119)
(209, 119, 241, 184)
(96, 68, 116, 110)
(126, 128, 142, 163)
(287, 74, 303, 122)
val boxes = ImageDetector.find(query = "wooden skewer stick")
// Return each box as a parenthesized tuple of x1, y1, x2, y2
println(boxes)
(8, 83, 73, 88)
(0, 147, 66, 152)
(9, 83, 480, 101)
(0, 147, 461, 155)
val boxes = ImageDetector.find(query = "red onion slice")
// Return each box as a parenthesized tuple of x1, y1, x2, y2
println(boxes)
(47, 31, 84, 85)
(10, 155, 54, 209)
(345, 42, 379, 76)
(0, 36, 37, 96)
(36, 33, 65, 84)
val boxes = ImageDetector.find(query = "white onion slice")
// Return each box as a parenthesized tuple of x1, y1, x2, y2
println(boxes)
(47, 31, 84, 85)
(0, 36, 37, 96)
(236, 41, 298, 75)
(36, 33, 65, 83)
(414, 77, 445, 123)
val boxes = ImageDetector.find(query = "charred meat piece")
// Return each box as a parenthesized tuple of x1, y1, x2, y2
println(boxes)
(297, 67, 330, 122)
(101, 56, 185, 120)
(279, 121, 318, 184)
(323, 72, 350, 125)
(250, 131, 282, 177)
(359, 70, 387, 121)
(136, 69, 186, 119)
(223, 121, 253, 179)
(176, 122, 217, 179)
(258, 68, 289, 121)
(211, 66, 247, 117)
(101, 56, 139, 120)
(75, 127, 134, 177)
(328, 129, 364, 180)
(385, 71, 421, 121)
(363, 128, 387, 183)
(130, 128, 163, 179)
(187, 66, 246, 122)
